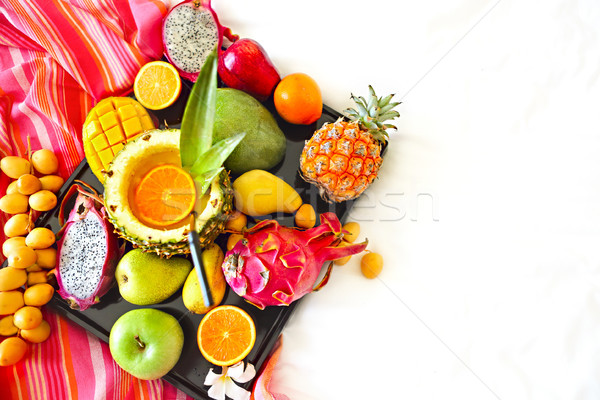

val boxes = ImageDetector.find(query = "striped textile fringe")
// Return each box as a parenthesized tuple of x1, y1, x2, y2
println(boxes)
(0, 309, 192, 399)
(0, 1, 193, 398)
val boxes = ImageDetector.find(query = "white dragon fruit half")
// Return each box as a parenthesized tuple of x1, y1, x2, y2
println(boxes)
(55, 183, 120, 311)
(162, 0, 237, 82)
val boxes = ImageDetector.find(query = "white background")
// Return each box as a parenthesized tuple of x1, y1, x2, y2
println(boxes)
(185, 1, 599, 399)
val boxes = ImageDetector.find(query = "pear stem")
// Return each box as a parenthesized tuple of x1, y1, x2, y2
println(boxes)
(134, 335, 145, 350)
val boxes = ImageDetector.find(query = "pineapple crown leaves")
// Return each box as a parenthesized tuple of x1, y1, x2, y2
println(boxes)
(344, 85, 401, 142)
(180, 47, 245, 196)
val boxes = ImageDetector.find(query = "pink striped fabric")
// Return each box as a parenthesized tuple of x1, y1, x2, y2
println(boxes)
(0, 308, 191, 399)
(0, 1, 193, 398)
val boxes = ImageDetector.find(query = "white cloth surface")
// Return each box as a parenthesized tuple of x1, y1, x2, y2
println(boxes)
(208, 1, 600, 399)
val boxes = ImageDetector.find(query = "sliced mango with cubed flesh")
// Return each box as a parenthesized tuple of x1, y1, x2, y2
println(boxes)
(83, 97, 155, 183)
(91, 134, 109, 152)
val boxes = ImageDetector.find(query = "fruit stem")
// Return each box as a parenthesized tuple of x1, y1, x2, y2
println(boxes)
(134, 335, 145, 350)
(26, 134, 32, 171)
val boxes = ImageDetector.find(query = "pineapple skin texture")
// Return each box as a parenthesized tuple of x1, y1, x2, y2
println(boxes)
(300, 118, 382, 203)
(103, 129, 233, 257)
(83, 97, 155, 183)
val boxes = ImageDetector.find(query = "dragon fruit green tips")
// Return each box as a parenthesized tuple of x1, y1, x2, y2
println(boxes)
(222, 212, 368, 309)
(55, 182, 121, 311)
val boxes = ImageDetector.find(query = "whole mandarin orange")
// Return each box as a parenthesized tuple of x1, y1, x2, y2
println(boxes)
(274, 73, 322, 125)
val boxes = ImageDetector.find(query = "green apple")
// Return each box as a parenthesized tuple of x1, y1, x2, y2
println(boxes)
(116, 249, 192, 305)
(109, 308, 184, 380)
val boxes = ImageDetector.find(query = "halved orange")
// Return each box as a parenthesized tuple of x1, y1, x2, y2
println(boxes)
(134, 164, 196, 227)
(133, 61, 182, 110)
(197, 305, 256, 366)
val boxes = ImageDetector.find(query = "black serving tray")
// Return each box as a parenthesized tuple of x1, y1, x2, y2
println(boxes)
(0, 97, 357, 399)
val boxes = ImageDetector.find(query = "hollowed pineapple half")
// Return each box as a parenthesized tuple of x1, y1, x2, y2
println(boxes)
(83, 97, 155, 183)
(103, 129, 233, 257)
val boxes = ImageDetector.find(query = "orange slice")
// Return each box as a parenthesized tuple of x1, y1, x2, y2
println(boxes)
(197, 305, 256, 366)
(134, 164, 196, 227)
(133, 61, 182, 110)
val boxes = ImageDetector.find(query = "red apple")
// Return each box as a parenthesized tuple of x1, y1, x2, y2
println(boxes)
(218, 38, 281, 102)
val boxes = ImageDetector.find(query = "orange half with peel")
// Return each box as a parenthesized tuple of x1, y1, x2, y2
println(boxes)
(133, 164, 196, 227)
(133, 61, 182, 110)
(197, 305, 256, 366)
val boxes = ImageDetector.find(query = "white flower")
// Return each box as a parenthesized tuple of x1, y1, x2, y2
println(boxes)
(204, 361, 257, 400)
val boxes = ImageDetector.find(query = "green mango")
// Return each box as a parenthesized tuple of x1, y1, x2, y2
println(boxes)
(115, 249, 192, 305)
(214, 88, 286, 174)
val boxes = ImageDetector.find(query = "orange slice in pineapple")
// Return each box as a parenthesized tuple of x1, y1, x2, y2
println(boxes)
(133, 164, 196, 227)
(133, 61, 182, 110)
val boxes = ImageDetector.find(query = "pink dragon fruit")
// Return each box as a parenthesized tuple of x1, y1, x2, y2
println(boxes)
(54, 182, 120, 311)
(222, 212, 368, 309)
(162, 0, 238, 82)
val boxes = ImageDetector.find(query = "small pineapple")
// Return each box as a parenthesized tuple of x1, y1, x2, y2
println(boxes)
(299, 86, 400, 202)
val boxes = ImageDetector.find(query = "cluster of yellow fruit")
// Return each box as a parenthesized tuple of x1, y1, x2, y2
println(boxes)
(0, 150, 63, 215)
(0, 150, 61, 366)
(334, 221, 384, 279)
(332, 221, 384, 279)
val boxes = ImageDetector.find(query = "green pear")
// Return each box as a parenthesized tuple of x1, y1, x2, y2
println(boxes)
(182, 243, 227, 314)
(116, 249, 192, 305)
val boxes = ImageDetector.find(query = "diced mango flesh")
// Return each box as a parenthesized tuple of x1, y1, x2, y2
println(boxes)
(117, 104, 136, 120)
(111, 143, 124, 156)
(95, 100, 115, 116)
(82, 97, 155, 182)
(105, 125, 125, 145)
(87, 152, 103, 176)
(91, 134, 109, 152)
(99, 110, 118, 131)
(122, 117, 143, 138)
(83, 120, 102, 139)
(98, 148, 114, 166)
(140, 115, 154, 130)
